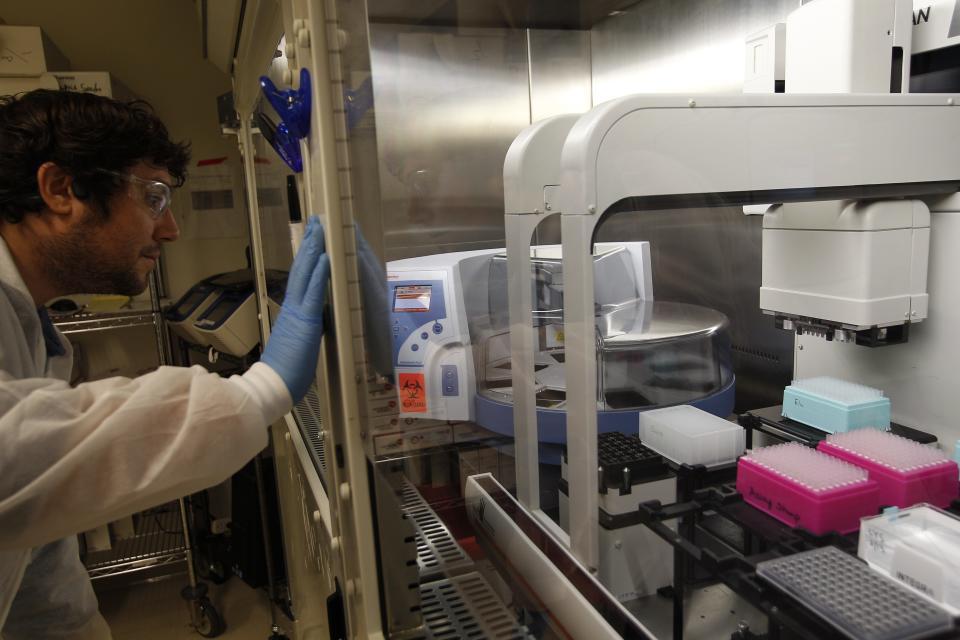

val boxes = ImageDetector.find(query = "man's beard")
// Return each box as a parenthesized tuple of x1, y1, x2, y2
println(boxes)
(38, 214, 148, 296)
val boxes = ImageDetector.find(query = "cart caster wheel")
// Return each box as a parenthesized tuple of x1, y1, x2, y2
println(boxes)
(200, 559, 228, 585)
(195, 597, 226, 638)
(267, 624, 289, 640)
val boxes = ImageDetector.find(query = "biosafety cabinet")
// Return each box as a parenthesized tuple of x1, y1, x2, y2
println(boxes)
(232, 0, 960, 638)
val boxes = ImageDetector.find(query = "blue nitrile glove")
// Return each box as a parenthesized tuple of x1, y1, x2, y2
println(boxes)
(355, 225, 392, 378)
(262, 217, 330, 403)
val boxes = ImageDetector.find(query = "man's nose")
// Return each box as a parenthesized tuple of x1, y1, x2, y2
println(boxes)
(155, 207, 180, 242)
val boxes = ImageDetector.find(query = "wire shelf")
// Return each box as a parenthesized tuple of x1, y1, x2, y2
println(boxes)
(52, 308, 160, 336)
(420, 572, 533, 640)
(83, 505, 187, 580)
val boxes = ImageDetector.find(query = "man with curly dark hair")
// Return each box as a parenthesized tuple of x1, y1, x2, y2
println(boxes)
(0, 90, 331, 639)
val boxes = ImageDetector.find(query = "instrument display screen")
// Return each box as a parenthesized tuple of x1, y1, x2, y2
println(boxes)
(393, 285, 432, 312)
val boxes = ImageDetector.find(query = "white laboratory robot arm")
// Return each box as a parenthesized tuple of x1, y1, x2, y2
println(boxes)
(555, 92, 960, 570)
(0, 364, 286, 550)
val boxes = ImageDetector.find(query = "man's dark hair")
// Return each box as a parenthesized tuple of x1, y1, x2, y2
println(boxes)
(0, 89, 191, 223)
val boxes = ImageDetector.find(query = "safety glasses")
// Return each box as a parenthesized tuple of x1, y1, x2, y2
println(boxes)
(96, 169, 173, 219)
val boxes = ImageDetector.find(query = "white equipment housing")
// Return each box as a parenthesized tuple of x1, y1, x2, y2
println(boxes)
(785, 0, 914, 93)
(387, 250, 490, 421)
(794, 193, 960, 449)
(744, 23, 787, 93)
(760, 199, 931, 333)
(387, 242, 658, 423)
(559, 452, 676, 603)
(909, 0, 960, 55)
(168, 270, 285, 357)
(194, 292, 263, 357)
(166, 283, 220, 347)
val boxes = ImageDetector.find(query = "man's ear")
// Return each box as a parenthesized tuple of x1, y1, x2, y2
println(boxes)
(36, 162, 80, 216)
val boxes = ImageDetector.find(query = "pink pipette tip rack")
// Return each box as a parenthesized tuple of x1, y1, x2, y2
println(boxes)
(736, 442, 880, 534)
(817, 430, 959, 509)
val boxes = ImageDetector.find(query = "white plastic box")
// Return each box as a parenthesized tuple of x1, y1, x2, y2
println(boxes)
(638, 405, 745, 467)
(859, 504, 960, 614)
(785, 0, 910, 93)
(52, 71, 113, 96)
(0, 74, 60, 95)
(743, 23, 785, 94)
(51, 71, 139, 101)
(0, 25, 71, 76)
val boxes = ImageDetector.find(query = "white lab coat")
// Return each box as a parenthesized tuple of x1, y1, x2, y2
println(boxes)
(0, 236, 290, 638)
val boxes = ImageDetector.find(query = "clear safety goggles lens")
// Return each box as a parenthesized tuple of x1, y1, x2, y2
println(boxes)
(97, 169, 173, 219)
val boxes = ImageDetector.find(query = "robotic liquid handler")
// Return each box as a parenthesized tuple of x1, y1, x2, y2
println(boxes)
(461, 92, 960, 640)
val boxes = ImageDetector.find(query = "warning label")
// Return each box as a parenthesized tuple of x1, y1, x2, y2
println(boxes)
(398, 373, 427, 413)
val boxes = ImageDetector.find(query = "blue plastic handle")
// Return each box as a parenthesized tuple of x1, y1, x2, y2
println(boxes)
(254, 111, 302, 173)
(274, 122, 303, 172)
(259, 68, 311, 140)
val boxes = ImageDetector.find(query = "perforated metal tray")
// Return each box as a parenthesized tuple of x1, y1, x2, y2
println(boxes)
(420, 572, 533, 639)
(292, 386, 327, 483)
(400, 480, 474, 579)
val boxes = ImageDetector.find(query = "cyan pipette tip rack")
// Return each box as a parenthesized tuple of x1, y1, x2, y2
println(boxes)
(782, 376, 890, 434)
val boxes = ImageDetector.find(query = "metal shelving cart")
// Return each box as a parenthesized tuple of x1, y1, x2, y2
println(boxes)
(55, 272, 225, 637)
(83, 502, 188, 581)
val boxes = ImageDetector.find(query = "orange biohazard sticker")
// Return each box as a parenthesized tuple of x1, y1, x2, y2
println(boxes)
(398, 373, 427, 413)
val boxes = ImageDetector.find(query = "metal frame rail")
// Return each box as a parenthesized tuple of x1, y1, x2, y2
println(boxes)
(739, 406, 938, 449)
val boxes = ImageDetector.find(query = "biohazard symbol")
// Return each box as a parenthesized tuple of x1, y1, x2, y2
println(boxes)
(402, 379, 423, 397)
(398, 373, 427, 413)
